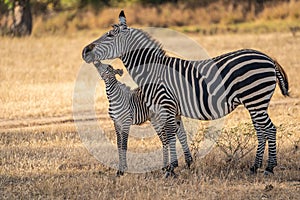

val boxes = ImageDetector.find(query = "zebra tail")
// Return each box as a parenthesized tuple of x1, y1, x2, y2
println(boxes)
(274, 59, 289, 96)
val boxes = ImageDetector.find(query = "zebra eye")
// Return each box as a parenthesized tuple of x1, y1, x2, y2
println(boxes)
(107, 30, 115, 38)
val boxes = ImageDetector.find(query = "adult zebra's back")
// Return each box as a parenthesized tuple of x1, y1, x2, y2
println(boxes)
(82, 11, 289, 175)
(163, 48, 289, 120)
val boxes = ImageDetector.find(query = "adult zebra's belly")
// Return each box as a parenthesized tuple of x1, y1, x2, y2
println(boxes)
(177, 90, 235, 121)
(165, 74, 233, 120)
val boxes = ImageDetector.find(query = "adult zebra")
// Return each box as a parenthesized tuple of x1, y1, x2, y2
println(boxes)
(94, 61, 192, 176)
(82, 11, 289, 175)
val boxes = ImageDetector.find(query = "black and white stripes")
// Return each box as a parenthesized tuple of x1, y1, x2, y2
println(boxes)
(94, 62, 192, 176)
(83, 11, 289, 175)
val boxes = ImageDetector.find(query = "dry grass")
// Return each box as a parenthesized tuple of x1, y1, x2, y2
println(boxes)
(0, 32, 299, 199)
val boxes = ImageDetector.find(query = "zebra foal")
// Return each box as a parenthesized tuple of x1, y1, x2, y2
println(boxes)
(94, 61, 192, 176)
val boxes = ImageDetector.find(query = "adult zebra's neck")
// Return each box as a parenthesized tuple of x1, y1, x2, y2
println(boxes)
(121, 47, 168, 86)
(122, 47, 165, 68)
(120, 29, 168, 84)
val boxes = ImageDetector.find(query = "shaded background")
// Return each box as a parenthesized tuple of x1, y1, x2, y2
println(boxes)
(1, 0, 300, 36)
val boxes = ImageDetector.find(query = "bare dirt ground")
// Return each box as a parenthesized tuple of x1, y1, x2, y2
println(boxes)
(0, 32, 299, 199)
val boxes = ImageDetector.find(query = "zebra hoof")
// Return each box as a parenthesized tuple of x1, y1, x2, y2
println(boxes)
(186, 157, 193, 169)
(162, 166, 168, 172)
(116, 170, 124, 177)
(263, 170, 274, 176)
(164, 171, 170, 178)
(164, 171, 177, 178)
(249, 166, 258, 175)
(164, 164, 177, 178)
(264, 167, 274, 176)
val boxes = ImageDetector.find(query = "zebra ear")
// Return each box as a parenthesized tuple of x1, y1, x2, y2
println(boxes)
(119, 10, 127, 26)
(112, 24, 119, 29)
(115, 69, 124, 76)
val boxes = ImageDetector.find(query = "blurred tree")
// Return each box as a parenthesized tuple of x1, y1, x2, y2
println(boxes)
(139, 0, 178, 4)
(78, 0, 109, 8)
(254, 0, 264, 16)
(0, 0, 12, 35)
(11, 0, 32, 36)
(2, 0, 32, 36)
(224, 0, 265, 17)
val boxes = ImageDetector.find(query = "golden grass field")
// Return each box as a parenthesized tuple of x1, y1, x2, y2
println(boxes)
(1, 31, 300, 199)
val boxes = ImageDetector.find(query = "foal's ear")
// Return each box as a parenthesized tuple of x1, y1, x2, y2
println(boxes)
(115, 69, 124, 76)
(119, 10, 127, 26)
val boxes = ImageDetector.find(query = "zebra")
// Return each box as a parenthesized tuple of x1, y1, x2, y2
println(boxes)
(94, 61, 192, 176)
(82, 11, 289, 175)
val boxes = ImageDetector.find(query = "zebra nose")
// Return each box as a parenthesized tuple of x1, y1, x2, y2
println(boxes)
(82, 43, 95, 59)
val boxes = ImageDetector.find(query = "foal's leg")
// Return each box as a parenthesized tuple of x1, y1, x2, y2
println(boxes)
(114, 122, 130, 176)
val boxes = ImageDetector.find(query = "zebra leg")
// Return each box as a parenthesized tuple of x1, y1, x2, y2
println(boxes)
(264, 118, 277, 175)
(115, 124, 124, 176)
(250, 123, 266, 174)
(151, 116, 169, 170)
(166, 135, 178, 178)
(162, 142, 169, 171)
(176, 117, 193, 168)
(150, 105, 178, 177)
(114, 122, 129, 176)
(249, 111, 277, 175)
(164, 116, 179, 177)
(161, 135, 170, 173)
(121, 130, 129, 175)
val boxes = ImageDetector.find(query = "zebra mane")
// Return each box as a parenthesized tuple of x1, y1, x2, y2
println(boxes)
(133, 28, 166, 56)
(110, 24, 166, 56)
